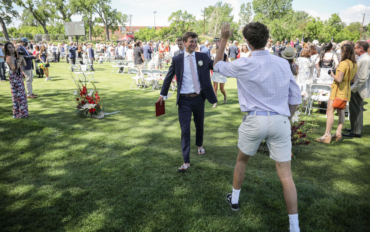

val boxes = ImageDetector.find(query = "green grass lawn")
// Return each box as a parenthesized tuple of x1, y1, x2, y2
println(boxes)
(0, 61, 369, 232)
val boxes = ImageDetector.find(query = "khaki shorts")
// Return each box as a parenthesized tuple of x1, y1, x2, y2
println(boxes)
(238, 114, 292, 162)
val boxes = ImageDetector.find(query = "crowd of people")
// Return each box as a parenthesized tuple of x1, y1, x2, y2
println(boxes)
(1, 19, 370, 232)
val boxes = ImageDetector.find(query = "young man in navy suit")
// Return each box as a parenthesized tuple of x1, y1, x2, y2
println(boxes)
(157, 32, 217, 172)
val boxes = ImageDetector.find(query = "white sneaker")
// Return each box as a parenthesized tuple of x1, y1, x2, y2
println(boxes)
(48, 77, 52, 80)
(45, 78, 48, 81)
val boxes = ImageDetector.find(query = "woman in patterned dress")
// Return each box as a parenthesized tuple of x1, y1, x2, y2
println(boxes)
(4, 42, 29, 118)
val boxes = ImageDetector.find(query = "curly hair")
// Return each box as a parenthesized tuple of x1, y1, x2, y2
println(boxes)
(242, 22, 269, 49)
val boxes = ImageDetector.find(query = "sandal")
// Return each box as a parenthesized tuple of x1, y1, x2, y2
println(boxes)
(332, 134, 342, 142)
(315, 136, 331, 144)
(198, 148, 206, 155)
(178, 164, 190, 172)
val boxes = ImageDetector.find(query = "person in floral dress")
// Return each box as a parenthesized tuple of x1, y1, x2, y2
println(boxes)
(4, 42, 29, 118)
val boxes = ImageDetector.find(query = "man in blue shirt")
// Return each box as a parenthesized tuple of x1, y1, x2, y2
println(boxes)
(200, 42, 211, 59)
(143, 41, 153, 68)
(0, 43, 7, 82)
(69, 42, 78, 65)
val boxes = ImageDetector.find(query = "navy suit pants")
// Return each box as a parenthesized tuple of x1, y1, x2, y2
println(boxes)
(178, 93, 205, 163)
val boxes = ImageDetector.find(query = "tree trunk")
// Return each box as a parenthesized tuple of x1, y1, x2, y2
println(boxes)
(41, 23, 50, 41)
(89, 16, 92, 41)
(106, 25, 110, 41)
(0, 17, 10, 41)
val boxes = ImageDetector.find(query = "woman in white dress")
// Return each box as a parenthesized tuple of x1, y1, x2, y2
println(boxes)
(211, 47, 228, 108)
(126, 44, 134, 61)
(309, 44, 318, 79)
(295, 49, 314, 85)
(315, 42, 339, 85)
(240, 44, 251, 58)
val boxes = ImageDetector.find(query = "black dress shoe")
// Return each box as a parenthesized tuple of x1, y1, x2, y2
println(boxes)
(342, 133, 361, 138)
(344, 128, 352, 132)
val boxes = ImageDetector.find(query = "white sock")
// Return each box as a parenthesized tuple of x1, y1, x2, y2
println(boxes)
(289, 214, 300, 232)
(231, 188, 240, 204)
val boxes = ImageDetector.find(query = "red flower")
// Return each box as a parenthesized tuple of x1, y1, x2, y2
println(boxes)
(297, 132, 302, 135)
(89, 108, 93, 113)
(305, 141, 310, 145)
(76, 98, 79, 101)
(93, 108, 96, 112)
(81, 101, 85, 105)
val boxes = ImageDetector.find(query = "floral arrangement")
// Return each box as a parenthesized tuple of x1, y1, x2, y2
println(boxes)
(74, 78, 103, 118)
(290, 110, 310, 146)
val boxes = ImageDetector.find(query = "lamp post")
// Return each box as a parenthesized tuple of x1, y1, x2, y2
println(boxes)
(154, 11, 157, 28)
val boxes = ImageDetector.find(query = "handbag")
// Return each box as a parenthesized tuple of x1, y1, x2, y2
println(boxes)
(332, 61, 351, 109)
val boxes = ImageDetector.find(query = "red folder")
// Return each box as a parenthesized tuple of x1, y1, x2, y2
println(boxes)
(155, 101, 165, 117)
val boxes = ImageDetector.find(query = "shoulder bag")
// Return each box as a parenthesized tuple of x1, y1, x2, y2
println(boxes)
(332, 61, 351, 109)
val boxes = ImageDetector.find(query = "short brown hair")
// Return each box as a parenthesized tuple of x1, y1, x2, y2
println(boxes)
(356, 41, 369, 53)
(177, 36, 183, 42)
(309, 44, 317, 55)
(300, 49, 311, 58)
(182, 32, 198, 42)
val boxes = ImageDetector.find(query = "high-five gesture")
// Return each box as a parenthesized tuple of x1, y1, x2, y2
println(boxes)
(220, 22, 234, 41)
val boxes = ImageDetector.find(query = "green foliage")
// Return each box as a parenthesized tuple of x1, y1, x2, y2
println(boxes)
(168, 10, 196, 38)
(7, 27, 20, 38)
(92, 0, 128, 41)
(134, 28, 157, 42)
(239, 2, 252, 27)
(252, 0, 293, 20)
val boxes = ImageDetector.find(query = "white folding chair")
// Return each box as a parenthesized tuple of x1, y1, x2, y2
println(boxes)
(151, 70, 163, 89)
(111, 62, 119, 73)
(307, 84, 332, 116)
(129, 69, 141, 89)
(141, 69, 156, 91)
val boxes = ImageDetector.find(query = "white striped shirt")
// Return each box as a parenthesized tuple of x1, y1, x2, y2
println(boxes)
(214, 50, 302, 117)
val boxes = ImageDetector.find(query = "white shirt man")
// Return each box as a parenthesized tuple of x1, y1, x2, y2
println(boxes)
(118, 45, 125, 59)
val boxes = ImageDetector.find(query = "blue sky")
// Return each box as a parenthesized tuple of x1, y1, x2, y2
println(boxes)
(9, 0, 370, 28)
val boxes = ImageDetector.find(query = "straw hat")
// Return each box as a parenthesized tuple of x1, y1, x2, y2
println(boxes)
(281, 47, 296, 59)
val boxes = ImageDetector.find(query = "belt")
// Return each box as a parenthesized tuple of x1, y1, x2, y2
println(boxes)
(180, 92, 201, 98)
(247, 111, 279, 116)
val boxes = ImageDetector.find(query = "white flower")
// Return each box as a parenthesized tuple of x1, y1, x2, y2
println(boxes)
(82, 103, 95, 109)
(88, 89, 93, 96)
(198, 60, 203, 66)
(74, 90, 77, 95)
(291, 110, 301, 123)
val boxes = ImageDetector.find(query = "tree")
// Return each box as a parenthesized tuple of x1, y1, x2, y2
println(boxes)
(20, 9, 39, 27)
(92, 25, 104, 40)
(238, 2, 252, 27)
(203, 2, 234, 38)
(92, 0, 127, 41)
(168, 10, 196, 38)
(346, 22, 361, 34)
(51, 0, 82, 41)
(0, 0, 20, 41)
(16, 0, 55, 40)
(252, 0, 293, 20)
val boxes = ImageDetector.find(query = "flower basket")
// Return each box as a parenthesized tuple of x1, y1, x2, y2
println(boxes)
(73, 73, 103, 119)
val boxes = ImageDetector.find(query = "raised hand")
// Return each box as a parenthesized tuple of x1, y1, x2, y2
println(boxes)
(220, 22, 234, 41)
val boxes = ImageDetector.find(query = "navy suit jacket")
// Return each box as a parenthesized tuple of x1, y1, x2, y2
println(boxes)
(160, 52, 217, 105)
(143, 45, 152, 59)
(17, 46, 35, 71)
(88, 48, 94, 59)
(69, 46, 77, 58)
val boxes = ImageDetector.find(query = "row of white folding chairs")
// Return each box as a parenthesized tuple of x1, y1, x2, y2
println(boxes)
(129, 68, 169, 91)
(69, 64, 95, 84)
(111, 61, 135, 74)
(300, 83, 349, 120)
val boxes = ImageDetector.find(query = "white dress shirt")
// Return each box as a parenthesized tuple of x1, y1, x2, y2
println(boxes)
(118, 46, 125, 57)
(214, 50, 302, 117)
(181, 51, 201, 94)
